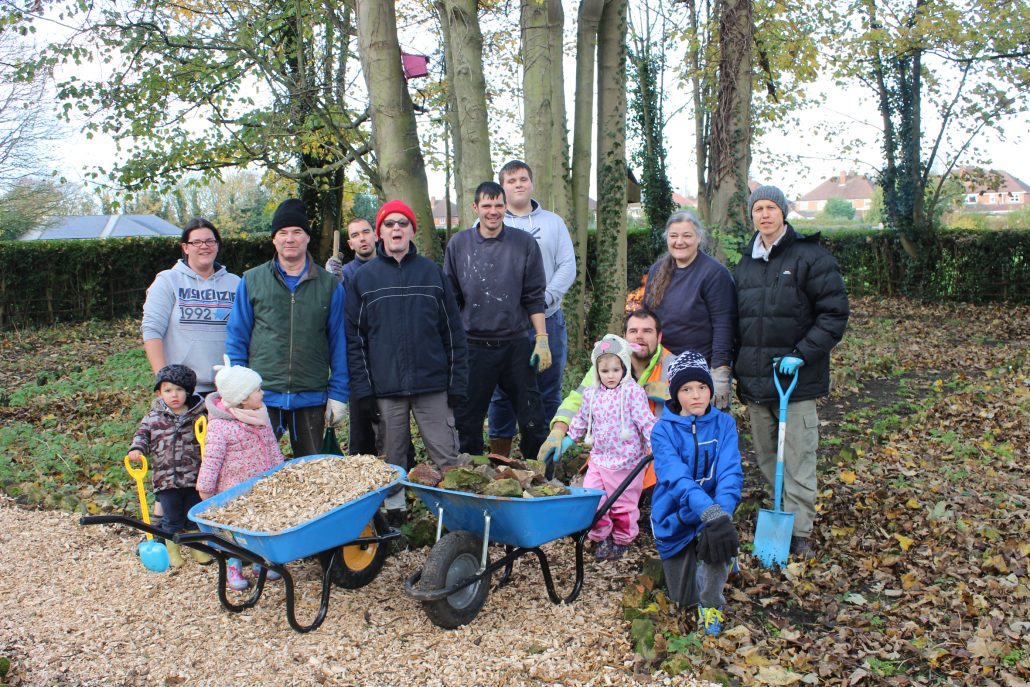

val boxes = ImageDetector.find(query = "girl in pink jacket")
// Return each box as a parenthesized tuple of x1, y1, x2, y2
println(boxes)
(567, 335, 656, 561)
(197, 356, 284, 589)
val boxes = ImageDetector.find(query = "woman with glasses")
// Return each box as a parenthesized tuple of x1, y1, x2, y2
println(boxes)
(141, 218, 241, 394)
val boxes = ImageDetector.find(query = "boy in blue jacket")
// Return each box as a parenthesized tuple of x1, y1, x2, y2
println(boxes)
(650, 351, 743, 636)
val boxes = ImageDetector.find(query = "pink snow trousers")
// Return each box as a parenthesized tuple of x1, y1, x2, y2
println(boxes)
(584, 463, 645, 546)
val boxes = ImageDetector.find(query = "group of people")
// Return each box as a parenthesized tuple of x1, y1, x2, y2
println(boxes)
(134, 165, 849, 635)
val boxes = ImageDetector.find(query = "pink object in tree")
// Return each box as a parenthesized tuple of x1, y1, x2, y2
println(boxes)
(401, 52, 430, 80)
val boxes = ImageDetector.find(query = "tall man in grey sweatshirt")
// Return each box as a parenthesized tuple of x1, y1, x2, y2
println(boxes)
(444, 181, 552, 461)
(486, 160, 576, 457)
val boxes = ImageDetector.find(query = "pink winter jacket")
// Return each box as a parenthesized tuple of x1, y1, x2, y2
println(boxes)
(196, 393, 284, 495)
(568, 381, 655, 470)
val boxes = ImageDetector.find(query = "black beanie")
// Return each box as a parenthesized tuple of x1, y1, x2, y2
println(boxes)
(154, 364, 197, 396)
(667, 350, 714, 410)
(270, 198, 311, 237)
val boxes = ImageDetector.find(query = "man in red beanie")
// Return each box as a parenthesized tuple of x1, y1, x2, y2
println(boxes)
(345, 199, 469, 522)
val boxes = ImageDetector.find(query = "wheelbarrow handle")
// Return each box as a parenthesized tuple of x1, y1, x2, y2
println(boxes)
(80, 514, 167, 540)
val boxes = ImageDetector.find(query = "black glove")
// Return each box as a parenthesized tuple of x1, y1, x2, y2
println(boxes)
(697, 514, 738, 564)
(447, 394, 465, 408)
(359, 396, 381, 424)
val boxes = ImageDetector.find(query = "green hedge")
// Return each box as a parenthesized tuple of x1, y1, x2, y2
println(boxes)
(2, 226, 1027, 327)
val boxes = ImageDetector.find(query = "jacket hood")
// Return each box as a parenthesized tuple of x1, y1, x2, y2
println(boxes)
(204, 392, 236, 420)
(591, 334, 633, 388)
(172, 258, 228, 280)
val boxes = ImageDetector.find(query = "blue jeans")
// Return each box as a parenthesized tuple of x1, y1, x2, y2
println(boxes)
(488, 309, 567, 439)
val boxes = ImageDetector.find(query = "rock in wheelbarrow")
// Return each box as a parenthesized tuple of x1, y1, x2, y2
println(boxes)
(408, 463, 442, 487)
(482, 478, 523, 498)
(440, 468, 490, 492)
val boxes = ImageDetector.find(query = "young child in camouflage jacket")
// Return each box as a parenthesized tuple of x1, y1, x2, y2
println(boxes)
(128, 364, 207, 567)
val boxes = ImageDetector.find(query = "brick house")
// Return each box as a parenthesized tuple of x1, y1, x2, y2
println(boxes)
(796, 172, 875, 218)
(957, 168, 1030, 214)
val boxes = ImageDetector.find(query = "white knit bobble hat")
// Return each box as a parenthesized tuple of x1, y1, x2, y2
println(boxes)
(213, 355, 262, 407)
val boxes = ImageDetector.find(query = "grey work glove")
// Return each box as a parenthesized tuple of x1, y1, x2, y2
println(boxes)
(697, 506, 738, 564)
(324, 399, 348, 428)
(325, 253, 344, 282)
(711, 366, 733, 410)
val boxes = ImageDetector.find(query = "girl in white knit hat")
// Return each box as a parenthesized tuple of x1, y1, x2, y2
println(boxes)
(566, 334, 656, 561)
(197, 355, 284, 589)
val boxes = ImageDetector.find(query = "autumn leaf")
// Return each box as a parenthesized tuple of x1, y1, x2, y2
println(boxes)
(839, 470, 857, 484)
(893, 533, 915, 551)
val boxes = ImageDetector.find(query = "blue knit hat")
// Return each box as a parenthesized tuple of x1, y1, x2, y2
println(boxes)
(748, 185, 789, 219)
(667, 351, 713, 400)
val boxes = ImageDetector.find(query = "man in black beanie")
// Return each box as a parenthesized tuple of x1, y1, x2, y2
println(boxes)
(226, 198, 350, 458)
(734, 184, 849, 560)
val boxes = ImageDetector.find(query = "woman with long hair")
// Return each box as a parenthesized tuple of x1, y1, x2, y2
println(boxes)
(643, 211, 736, 409)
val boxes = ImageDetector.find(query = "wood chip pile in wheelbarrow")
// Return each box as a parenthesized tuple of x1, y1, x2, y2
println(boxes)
(407, 454, 570, 498)
(202, 455, 396, 532)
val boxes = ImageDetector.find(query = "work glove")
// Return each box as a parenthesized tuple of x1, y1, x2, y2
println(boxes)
(778, 356, 804, 375)
(358, 396, 381, 424)
(711, 366, 733, 410)
(447, 394, 465, 408)
(530, 334, 552, 372)
(696, 510, 739, 564)
(324, 399, 348, 428)
(537, 426, 567, 463)
(325, 253, 344, 281)
(643, 380, 670, 403)
(545, 437, 576, 480)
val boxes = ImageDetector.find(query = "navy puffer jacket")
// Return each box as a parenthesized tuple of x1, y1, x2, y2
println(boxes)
(734, 225, 849, 404)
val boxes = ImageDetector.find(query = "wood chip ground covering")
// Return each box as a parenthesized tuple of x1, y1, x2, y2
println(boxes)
(201, 455, 397, 532)
(0, 498, 714, 686)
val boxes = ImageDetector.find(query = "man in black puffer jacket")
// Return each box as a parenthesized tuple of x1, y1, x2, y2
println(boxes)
(734, 185, 849, 560)
(345, 199, 469, 521)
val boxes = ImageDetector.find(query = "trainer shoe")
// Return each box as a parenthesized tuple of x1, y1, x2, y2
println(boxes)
(252, 564, 281, 581)
(698, 605, 725, 636)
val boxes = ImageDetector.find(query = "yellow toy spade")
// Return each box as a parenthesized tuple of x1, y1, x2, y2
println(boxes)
(195, 415, 207, 461)
(124, 454, 169, 573)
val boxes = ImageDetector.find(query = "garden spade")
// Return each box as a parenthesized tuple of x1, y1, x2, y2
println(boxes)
(754, 365, 799, 569)
(124, 454, 169, 573)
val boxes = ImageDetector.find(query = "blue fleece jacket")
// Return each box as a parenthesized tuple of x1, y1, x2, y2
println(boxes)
(649, 403, 743, 559)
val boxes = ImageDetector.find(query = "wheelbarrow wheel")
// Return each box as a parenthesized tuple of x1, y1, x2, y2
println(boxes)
(419, 531, 490, 629)
(328, 511, 389, 589)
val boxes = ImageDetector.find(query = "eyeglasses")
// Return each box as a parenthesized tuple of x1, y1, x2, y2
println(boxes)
(382, 218, 410, 229)
(185, 239, 219, 247)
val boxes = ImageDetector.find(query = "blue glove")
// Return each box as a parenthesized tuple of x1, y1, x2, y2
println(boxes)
(544, 436, 576, 480)
(778, 356, 804, 375)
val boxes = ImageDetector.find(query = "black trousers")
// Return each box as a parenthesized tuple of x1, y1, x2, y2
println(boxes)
(269, 404, 324, 458)
(454, 338, 546, 460)
(155, 487, 201, 537)
(348, 397, 379, 455)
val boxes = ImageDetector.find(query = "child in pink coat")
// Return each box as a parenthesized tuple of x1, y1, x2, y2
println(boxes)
(567, 334, 656, 561)
(197, 356, 284, 589)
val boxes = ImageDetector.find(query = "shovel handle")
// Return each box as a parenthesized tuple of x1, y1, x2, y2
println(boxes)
(194, 415, 208, 460)
(124, 454, 154, 537)
(332, 229, 340, 256)
(772, 363, 800, 415)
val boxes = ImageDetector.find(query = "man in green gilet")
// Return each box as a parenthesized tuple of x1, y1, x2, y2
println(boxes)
(225, 198, 349, 457)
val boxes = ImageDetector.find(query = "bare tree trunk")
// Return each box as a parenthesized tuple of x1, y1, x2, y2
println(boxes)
(356, 0, 436, 257)
(592, 0, 629, 339)
(705, 0, 752, 236)
(520, 0, 569, 217)
(569, 0, 605, 353)
(436, 0, 492, 229)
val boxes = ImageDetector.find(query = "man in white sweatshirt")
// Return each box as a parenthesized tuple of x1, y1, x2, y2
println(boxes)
(486, 160, 577, 457)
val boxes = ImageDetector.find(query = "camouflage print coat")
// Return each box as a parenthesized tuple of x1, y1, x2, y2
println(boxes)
(129, 394, 206, 492)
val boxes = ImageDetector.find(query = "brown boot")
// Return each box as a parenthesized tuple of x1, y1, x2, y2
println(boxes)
(488, 437, 513, 458)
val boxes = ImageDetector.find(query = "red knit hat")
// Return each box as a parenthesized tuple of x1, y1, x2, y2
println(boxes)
(375, 200, 418, 237)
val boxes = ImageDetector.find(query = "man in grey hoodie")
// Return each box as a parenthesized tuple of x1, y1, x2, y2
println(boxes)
(141, 218, 241, 394)
(487, 160, 577, 457)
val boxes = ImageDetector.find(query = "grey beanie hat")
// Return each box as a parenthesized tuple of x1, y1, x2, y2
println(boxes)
(748, 185, 789, 219)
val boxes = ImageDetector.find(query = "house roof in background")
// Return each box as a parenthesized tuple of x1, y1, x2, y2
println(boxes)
(20, 215, 181, 241)
(799, 173, 875, 201)
(957, 168, 1030, 194)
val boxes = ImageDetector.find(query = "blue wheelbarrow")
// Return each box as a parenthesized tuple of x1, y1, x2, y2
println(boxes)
(403, 455, 653, 628)
(81, 454, 406, 632)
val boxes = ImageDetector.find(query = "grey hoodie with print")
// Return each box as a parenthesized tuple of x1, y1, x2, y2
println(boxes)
(141, 259, 241, 392)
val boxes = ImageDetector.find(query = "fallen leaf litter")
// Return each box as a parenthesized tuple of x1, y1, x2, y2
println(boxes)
(201, 454, 397, 532)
